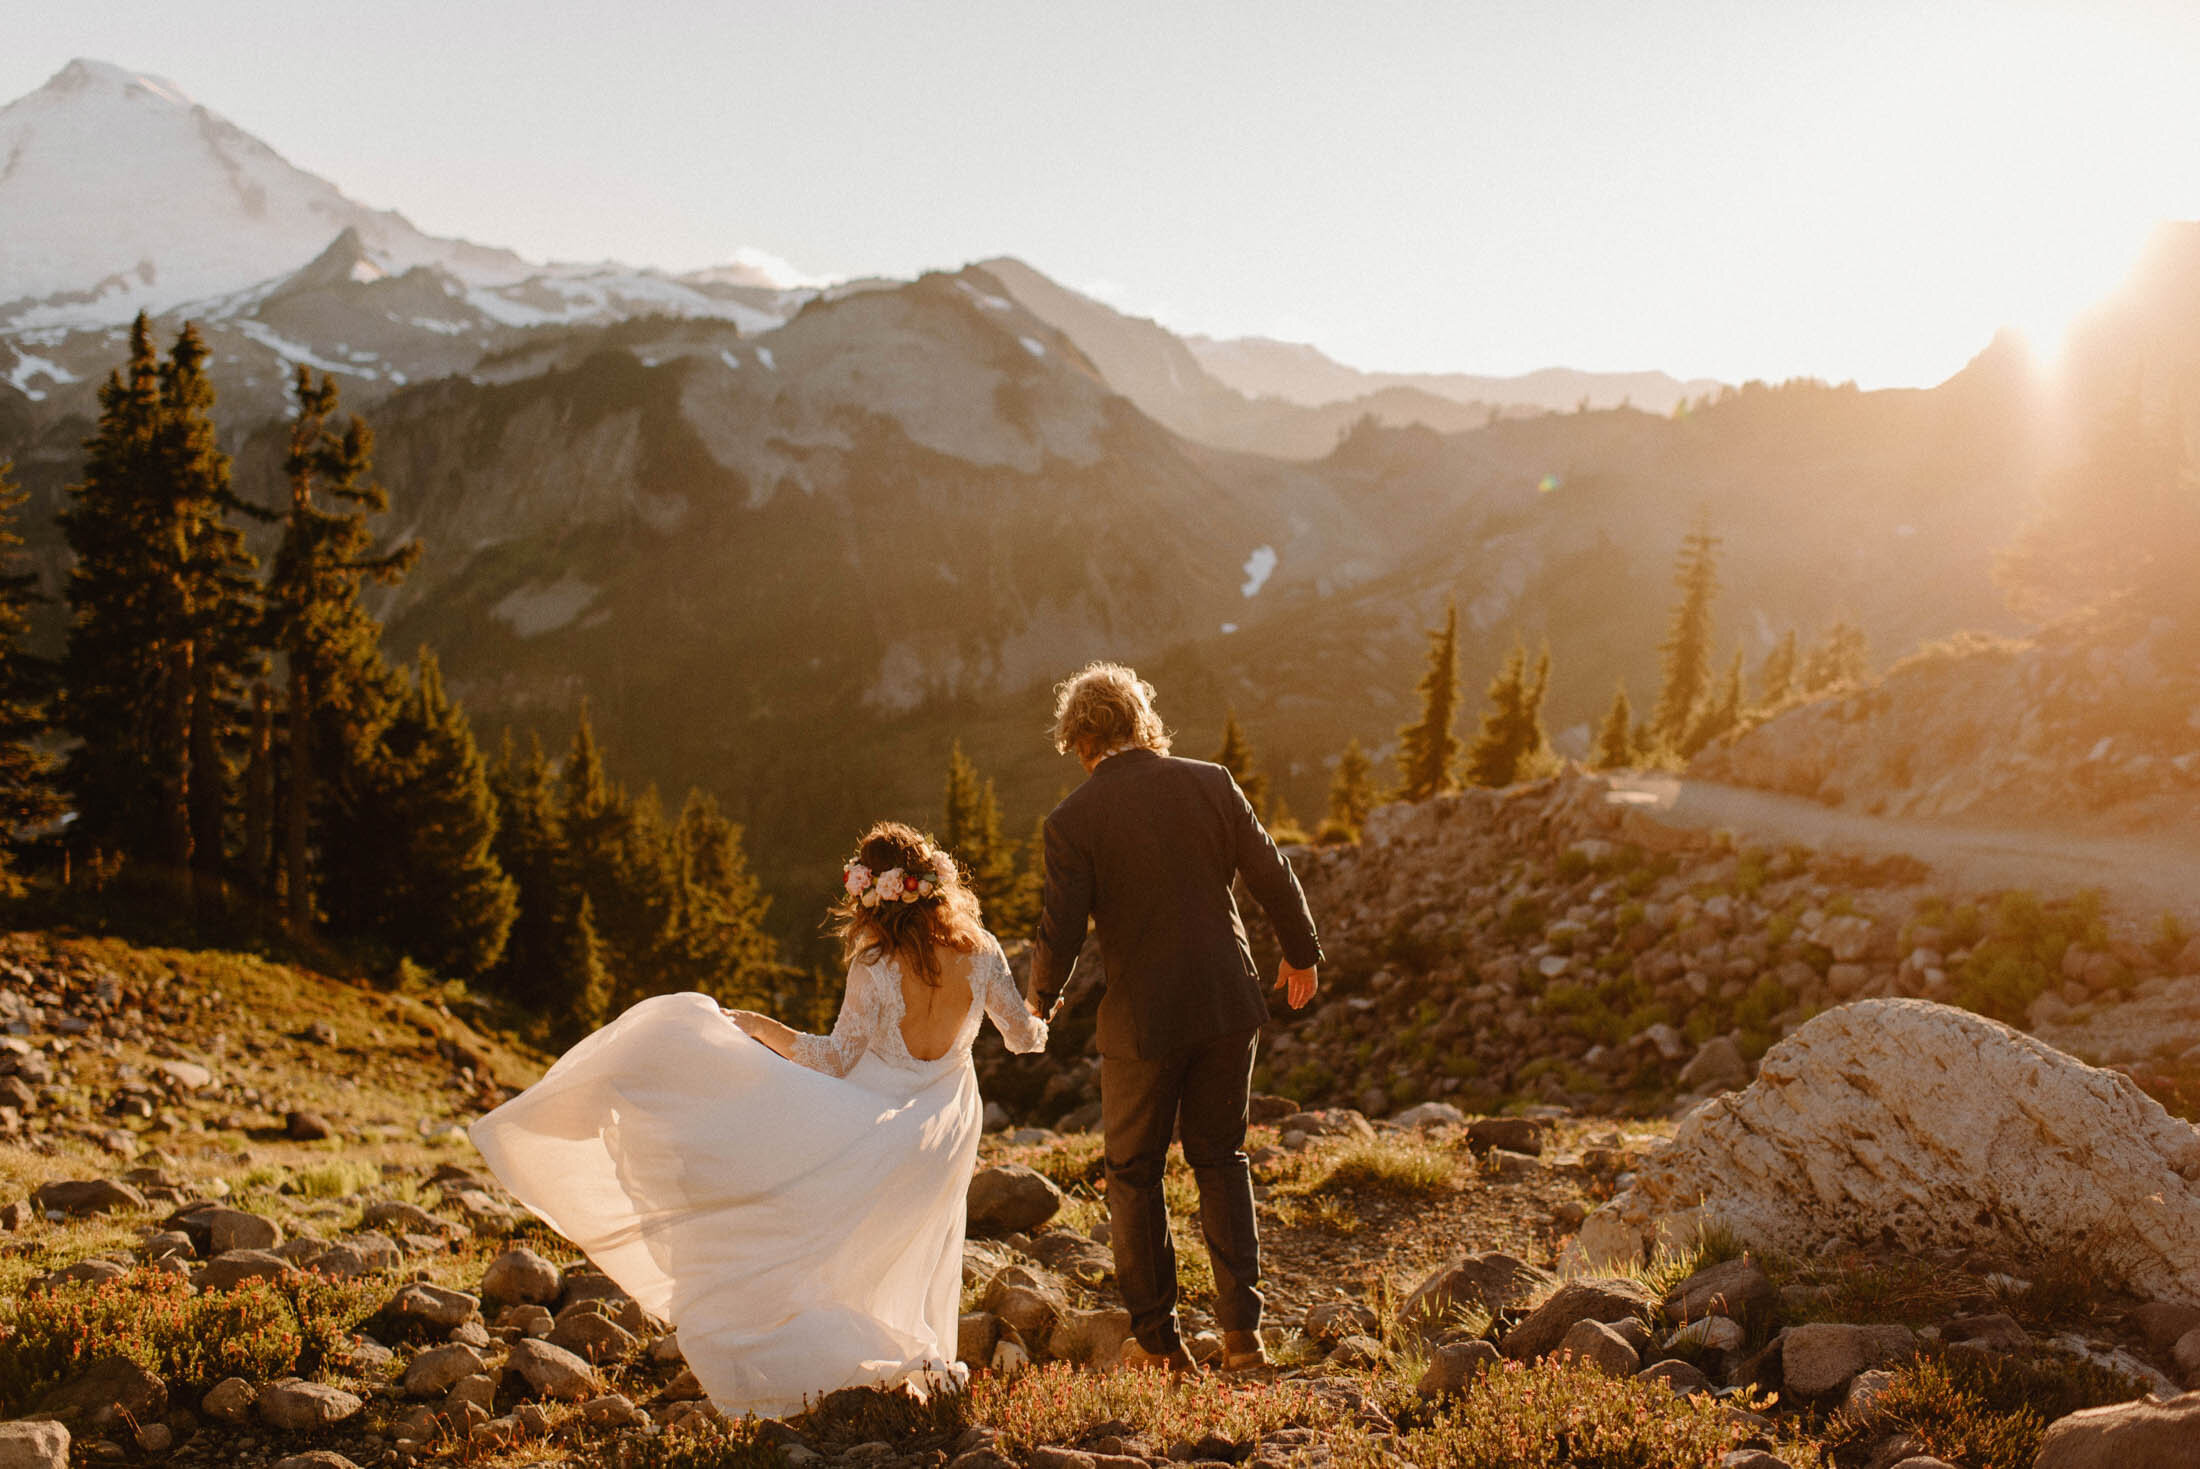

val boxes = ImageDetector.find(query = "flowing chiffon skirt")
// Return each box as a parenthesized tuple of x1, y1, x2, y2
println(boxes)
(469, 992, 980, 1418)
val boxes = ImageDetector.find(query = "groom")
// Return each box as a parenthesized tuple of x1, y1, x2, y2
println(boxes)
(1030, 662, 1323, 1373)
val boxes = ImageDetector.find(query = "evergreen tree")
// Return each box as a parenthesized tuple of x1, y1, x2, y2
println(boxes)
(320, 652, 515, 977)
(1801, 618, 1871, 693)
(0, 463, 60, 891)
(1683, 649, 1746, 755)
(1324, 738, 1374, 835)
(659, 788, 778, 1005)
(1653, 523, 1721, 750)
(1395, 602, 1459, 802)
(59, 318, 262, 909)
(1593, 682, 1636, 769)
(1212, 709, 1268, 817)
(941, 742, 1018, 926)
(265, 367, 419, 932)
(1463, 638, 1552, 788)
(601, 786, 680, 1007)
(1756, 629, 1798, 709)
(548, 892, 614, 1044)
(489, 732, 564, 1008)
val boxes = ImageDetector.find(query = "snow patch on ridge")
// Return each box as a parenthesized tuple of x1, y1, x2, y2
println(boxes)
(1241, 545, 1278, 598)
(492, 574, 602, 639)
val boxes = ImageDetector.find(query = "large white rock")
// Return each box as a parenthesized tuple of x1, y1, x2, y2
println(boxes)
(1574, 999, 2200, 1302)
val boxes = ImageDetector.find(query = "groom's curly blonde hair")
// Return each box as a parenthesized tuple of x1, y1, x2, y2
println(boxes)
(1051, 661, 1172, 762)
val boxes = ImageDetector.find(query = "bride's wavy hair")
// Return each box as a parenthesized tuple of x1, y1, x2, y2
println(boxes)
(828, 821, 985, 986)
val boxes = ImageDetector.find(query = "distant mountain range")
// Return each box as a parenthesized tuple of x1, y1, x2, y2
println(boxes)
(5, 56, 2188, 932)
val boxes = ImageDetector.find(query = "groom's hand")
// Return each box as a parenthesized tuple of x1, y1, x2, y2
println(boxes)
(1275, 960, 1319, 1010)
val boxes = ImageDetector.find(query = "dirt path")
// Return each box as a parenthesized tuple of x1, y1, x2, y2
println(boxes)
(1605, 774, 2200, 932)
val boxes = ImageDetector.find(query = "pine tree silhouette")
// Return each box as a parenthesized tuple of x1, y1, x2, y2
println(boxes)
(1395, 602, 1459, 802)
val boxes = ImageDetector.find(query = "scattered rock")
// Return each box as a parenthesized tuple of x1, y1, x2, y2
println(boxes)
(1305, 1300, 1381, 1341)
(1678, 1036, 1750, 1092)
(1402, 1252, 1550, 1328)
(2133, 1302, 2200, 1354)
(402, 1342, 486, 1397)
(982, 1266, 1069, 1342)
(958, 1313, 1003, 1366)
(1780, 1323, 1917, 1398)
(201, 1206, 283, 1254)
(505, 1338, 600, 1401)
(198, 1248, 298, 1292)
(1463, 1117, 1544, 1155)
(1637, 1358, 1713, 1394)
(388, 1282, 480, 1330)
(967, 1164, 1064, 1234)
(1326, 1334, 1386, 1368)
(32, 1357, 165, 1434)
(30, 1179, 144, 1217)
(201, 1377, 256, 1423)
(1046, 1307, 1133, 1369)
(1558, 1318, 1640, 1377)
(1943, 1311, 2028, 1352)
(1664, 1316, 1745, 1353)
(1664, 1256, 1777, 1322)
(271, 1454, 362, 1469)
(2035, 1390, 2200, 1469)
(482, 1245, 563, 1306)
(1390, 1101, 1465, 1130)
(1499, 1278, 1656, 1360)
(1416, 1340, 1499, 1395)
(256, 1378, 363, 1431)
(548, 1306, 640, 1363)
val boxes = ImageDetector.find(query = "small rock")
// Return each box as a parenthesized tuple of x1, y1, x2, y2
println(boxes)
(967, 1164, 1064, 1234)
(1463, 1117, 1544, 1155)
(1943, 1311, 2028, 1352)
(1558, 1318, 1640, 1377)
(547, 1307, 640, 1363)
(1045, 1307, 1132, 1369)
(1326, 1334, 1386, 1367)
(30, 1179, 145, 1217)
(1781, 1322, 1917, 1398)
(1678, 1037, 1750, 1092)
(1416, 1340, 1499, 1395)
(359, 1200, 437, 1234)
(32, 1357, 166, 1434)
(505, 1337, 600, 1401)
(1390, 1101, 1464, 1130)
(445, 1374, 496, 1416)
(498, 1304, 555, 1337)
(1304, 1300, 1381, 1341)
(582, 1393, 646, 1428)
(2131, 1302, 2200, 1354)
(481, 1245, 562, 1306)
(2173, 1326, 2200, 1382)
(201, 1207, 283, 1254)
(257, 1378, 363, 1431)
(132, 1422, 172, 1453)
(1664, 1316, 1745, 1352)
(1401, 1252, 1550, 1327)
(272, 1453, 362, 1469)
(201, 1377, 256, 1423)
(1845, 1368, 1897, 1424)
(1499, 1277, 1656, 1360)
(286, 1110, 334, 1141)
(198, 1249, 298, 1292)
(1664, 1256, 1776, 1322)
(958, 1312, 1003, 1366)
(1637, 1357, 1713, 1394)
(402, 1342, 486, 1397)
(388, 1281, 480, 1330)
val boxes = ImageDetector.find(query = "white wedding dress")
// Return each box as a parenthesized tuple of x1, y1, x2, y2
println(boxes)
(468, 932, 1047, 1418)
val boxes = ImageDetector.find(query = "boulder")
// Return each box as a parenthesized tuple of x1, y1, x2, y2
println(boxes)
(506, 1338, 600, 1401)
(1677, 1036, 1750, 1092)
(32, 1357, 165, 1434)
(548, 1308, 640, 1363)
(1577, 1001, 2200, 1300)
(286, 1110, 335, 1141)
(967, 1164, 1064, 1234)
(1780, 1322, 1917, 1398)
(1558, 1318, 1640, 1377)
(30, 1179, 144, 1216)
(0, 1420, 69, 1469)
(1401, 1252, 1550, 1326)
(1304, 1301, 1380, 1341)
(1415, 1340, 1499, 1395)
(981, 1266, 1068, 1341)
(482, 1246, 563, 1306)
(360, 1200, 438, 1234)
(2036, 1391, 2200, 1469)
(1637, 1358, 1713, 1394)
(1499, 1278, 1656, 1360)
(958, 1313, 1003, 1366)
(200, 1206, 282, 1253)
(257, 1378, 363, 1430)
(1391, 1102, 1465, 1130)
(2132, 1302, 2200, 1354)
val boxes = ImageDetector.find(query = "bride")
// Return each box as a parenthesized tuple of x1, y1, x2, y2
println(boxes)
(469, 821, 1049, 1418)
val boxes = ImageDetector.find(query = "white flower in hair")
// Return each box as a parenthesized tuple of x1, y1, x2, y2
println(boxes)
(842, 863, 873, 898)
(874, 868, 907, 903)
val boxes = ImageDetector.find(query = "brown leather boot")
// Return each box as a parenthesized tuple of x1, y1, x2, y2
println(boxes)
(1118, 1339, 1199, 1373)
(1220, 1329, 1269, 1372)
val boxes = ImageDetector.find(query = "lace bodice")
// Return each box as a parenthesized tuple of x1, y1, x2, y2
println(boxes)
(787, 934, 1047, 1077)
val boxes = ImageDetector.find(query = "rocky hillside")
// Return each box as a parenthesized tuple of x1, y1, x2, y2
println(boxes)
(1694, 617, 2200, 832)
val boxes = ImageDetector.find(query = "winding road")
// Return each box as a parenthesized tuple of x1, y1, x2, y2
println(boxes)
(1604, 774, 2200, 932)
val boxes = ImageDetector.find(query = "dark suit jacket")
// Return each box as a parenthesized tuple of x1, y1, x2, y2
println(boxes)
(1029, 748, 1324, 1060)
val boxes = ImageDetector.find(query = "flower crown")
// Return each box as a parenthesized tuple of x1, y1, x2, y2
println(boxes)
(843, 855, 955, 908)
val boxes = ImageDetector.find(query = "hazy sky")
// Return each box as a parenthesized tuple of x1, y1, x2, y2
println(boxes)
(9, 0, 2200, 386)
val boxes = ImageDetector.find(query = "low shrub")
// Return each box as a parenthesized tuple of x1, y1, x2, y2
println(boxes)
(972, 1360, 1349, 1451)
(1845, 1347, 2143, 1469)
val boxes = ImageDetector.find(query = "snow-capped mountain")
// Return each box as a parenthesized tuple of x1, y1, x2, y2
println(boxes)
(0, 59, 814, 337)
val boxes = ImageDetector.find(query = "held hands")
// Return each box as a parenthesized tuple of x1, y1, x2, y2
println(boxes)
(1275, 960, 1319, 1010)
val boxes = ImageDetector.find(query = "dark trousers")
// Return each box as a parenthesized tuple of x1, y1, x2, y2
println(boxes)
(1100, 1026, 1262, 1351)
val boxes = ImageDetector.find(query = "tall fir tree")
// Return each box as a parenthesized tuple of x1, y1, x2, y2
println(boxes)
(1756, 629, 1798, 709)
(320, 652, 516, 977)
(265, 367, 420, 932)
(940, 742, 1019, 926)
(1593, 682, 1636, 769)
(58, 317, 262, 912)
(1653, 522, 1721, 751)
(1212, 709, 1268, 817)
(1324, 738, 1374, 835)
(548, 892, 614, 1044)
(1463, 638, 1552, 788)
(488, 732, 564, 1009)
(0, 463, 61, 891)
(1684, 649, 1747, 755)
(661, 788, 779, 1005)
(1395, 601, 1459, 802)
